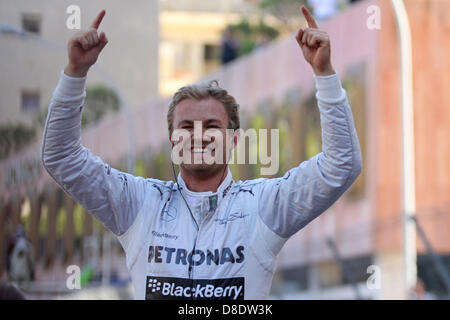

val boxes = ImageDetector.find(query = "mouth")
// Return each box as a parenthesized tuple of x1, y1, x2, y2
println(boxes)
(192, 148, 207, 154)
(190, 146, 215, 154)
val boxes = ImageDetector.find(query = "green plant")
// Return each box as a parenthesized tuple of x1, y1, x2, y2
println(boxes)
(259, 0, 311, 32)
(0, 123, 36, 160)
(82, 85, 120, 127)
(226, 18, 280, 58)
(35, 85, 120, 129)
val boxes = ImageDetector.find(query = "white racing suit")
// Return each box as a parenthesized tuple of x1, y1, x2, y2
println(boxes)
(41, 71, 362, 300)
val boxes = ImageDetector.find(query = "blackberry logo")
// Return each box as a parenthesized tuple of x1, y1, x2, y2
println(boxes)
(145, 276, 244, 300)
(148, 278, 162, 292)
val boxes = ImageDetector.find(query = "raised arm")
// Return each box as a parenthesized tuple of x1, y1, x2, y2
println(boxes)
(41, 11, 148, 236)
(255, 5, 362, 240)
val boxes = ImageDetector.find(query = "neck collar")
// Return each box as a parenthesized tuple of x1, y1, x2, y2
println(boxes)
(176, 168, 234, 199)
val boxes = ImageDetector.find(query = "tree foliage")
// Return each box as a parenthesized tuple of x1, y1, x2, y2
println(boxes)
(35, 85, 120, 130)
(82, 85, 120, 127)
(0, 123, 36, 160)
(259, 0, 308, 32)
(226, 18, 280, 57)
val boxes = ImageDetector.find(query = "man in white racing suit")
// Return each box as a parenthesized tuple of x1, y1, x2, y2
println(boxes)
(41, 6, 362, 300)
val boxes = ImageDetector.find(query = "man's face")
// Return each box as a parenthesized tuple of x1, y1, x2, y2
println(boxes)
(171, 98, 236, 177)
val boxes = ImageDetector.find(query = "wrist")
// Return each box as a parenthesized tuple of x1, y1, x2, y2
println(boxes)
(313, 64, 335, 77)
(54, 70, 87, 101)
(314, 72, 344, 101)
(64, 64, 89, 78)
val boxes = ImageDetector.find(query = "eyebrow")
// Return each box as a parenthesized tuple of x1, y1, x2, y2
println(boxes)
(177, 119, 225, 126)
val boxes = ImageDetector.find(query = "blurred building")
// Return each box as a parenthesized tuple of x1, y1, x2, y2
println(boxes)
(1, 0, 449, 300)
(159, 0, 265, 96)
(0, 0, 159, 127)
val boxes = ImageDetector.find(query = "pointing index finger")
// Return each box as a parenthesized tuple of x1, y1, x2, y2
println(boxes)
(301, 5, 319, 29)
(91, 10, 106, 29)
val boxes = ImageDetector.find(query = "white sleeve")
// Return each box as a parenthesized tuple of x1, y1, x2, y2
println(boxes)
(256, 72, 362, 239)
(41, 71, 149, 236)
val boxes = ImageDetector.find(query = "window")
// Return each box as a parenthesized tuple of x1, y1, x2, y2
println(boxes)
(341, 255, 373, 284)
(21, 90, 40, 113)
(204, 44, 221, 74)
(279, 265, 309, 291)
(204, 44, 219, 62)
(22, 13, 41, 34)
(172, 42, 191, 77)
(317, 260, 342, 288)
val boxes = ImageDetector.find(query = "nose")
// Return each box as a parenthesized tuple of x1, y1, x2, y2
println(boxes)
(191, 137, 214, 149)
(191, 129, 215, 147)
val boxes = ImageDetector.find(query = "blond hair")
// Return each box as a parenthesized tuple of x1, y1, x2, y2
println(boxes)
(167, 80, 240, 135)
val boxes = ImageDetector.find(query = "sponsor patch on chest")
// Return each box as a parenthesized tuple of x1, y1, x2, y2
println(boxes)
(148, 245, 245, 266)
(146, 276, 244, 300)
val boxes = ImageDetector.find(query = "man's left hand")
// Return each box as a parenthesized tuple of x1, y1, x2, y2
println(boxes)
(296, 5, 335, 76)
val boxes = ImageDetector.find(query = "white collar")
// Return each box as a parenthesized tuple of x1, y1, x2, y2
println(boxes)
(176, 168, 234, 200)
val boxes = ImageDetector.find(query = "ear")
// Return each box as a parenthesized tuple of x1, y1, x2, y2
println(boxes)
(169, 136, 174, 147)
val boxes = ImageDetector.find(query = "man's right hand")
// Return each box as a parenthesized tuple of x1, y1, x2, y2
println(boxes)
(64, 10, 108, 78)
